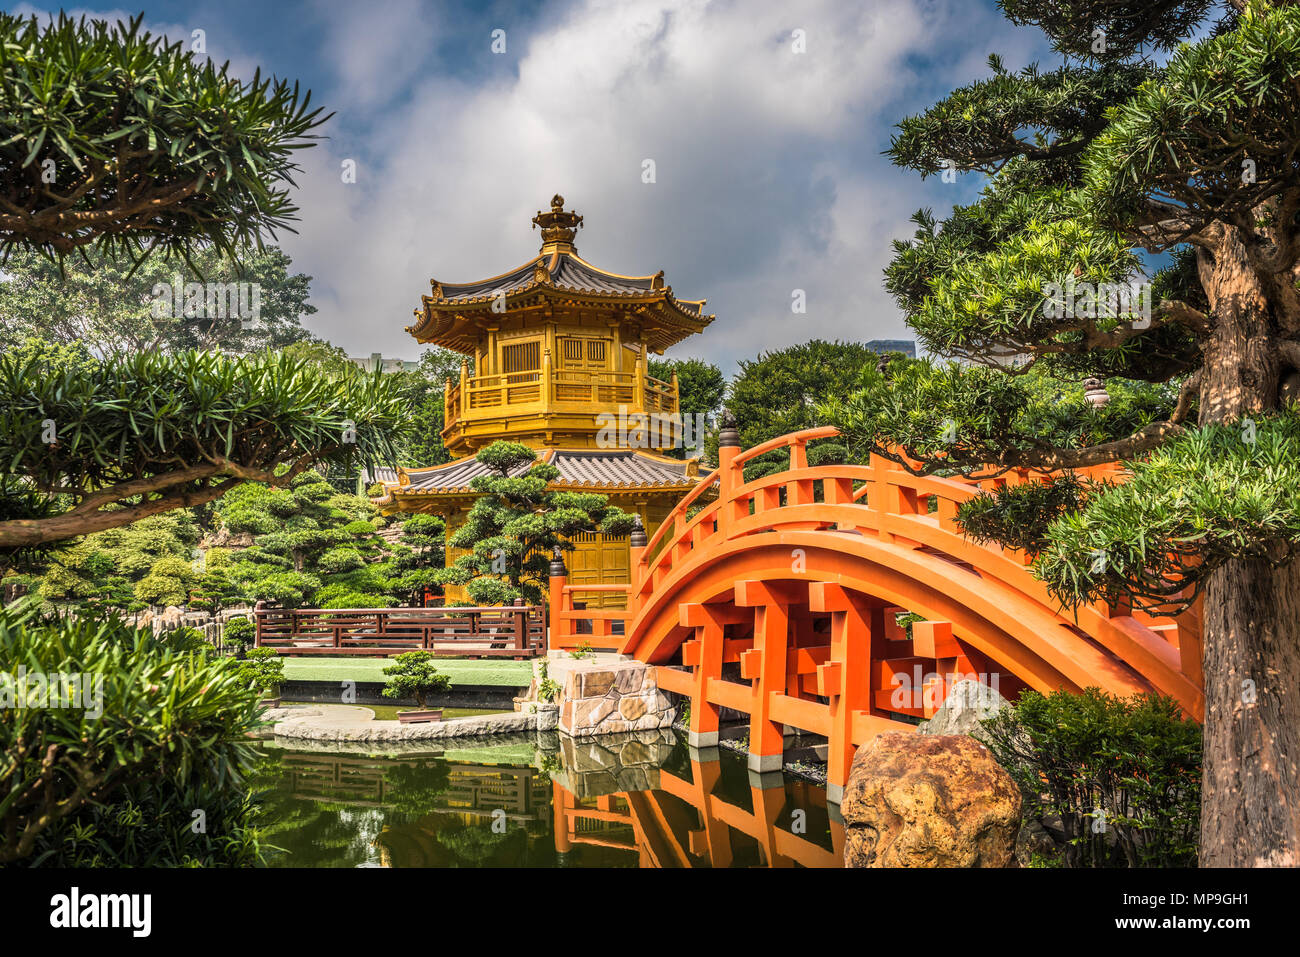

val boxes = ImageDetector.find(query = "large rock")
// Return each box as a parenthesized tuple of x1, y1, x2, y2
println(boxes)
(841, 732, 1021, 868)
(919, 679, 1010, 736)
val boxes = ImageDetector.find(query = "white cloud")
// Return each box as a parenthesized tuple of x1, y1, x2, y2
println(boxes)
(23, 0, 1045, 372)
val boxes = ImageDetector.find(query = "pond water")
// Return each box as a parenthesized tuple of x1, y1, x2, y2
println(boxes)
(252, 729, 843, 867)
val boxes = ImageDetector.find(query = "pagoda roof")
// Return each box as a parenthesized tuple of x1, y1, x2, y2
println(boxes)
(407, 195, 714, 354)
(374, 447, 702, 508)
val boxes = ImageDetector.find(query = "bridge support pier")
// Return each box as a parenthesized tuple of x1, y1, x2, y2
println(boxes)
(680, 602, 726, 749)
(737, 580, 791, 774)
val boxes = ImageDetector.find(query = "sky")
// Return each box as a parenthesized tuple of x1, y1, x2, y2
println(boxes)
(9, 0, 1061, 373)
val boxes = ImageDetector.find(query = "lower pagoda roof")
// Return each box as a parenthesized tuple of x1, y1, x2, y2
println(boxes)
(374, 448, 703, 510)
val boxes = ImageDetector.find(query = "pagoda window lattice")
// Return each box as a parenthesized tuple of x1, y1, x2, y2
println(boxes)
(558, 336, 607, 370)
(502, 340, 541, 383)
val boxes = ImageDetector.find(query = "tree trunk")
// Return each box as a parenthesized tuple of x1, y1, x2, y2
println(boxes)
(1195, 226, 1300, 865)
(1200, 558, 1300, 866)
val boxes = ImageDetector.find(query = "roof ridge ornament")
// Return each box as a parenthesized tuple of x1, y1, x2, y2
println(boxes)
(532, 194, 583, 251)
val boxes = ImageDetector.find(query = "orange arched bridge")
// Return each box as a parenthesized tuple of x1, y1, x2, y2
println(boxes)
(549, 426, 1204, 801)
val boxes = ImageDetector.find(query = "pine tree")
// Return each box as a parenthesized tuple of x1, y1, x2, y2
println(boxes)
(832, 1, 1300, 865)
(436, 442, 635, 605)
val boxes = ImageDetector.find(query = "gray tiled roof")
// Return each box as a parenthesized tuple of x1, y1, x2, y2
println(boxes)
(361, 467, 400, 486)
(435, 252, 703, 317)
(400, 448, 695, 494)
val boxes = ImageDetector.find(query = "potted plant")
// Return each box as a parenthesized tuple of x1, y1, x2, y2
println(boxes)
(238, 647, 285, 708)
(382, 651, 452, 723)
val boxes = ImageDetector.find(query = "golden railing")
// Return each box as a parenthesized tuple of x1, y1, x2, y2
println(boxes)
(444, 370, 677, 428)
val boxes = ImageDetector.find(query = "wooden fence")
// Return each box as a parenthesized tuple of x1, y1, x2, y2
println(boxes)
(253, 600, 545, 657)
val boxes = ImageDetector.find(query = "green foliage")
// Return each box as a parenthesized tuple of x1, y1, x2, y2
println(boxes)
(1000, 0, 1218, 60)
(1083, 4, 1300, 235)
(213, 470, 428, 608)
(223, 615, 255, 649)
(35, 512, 199, 613)
(0, 349, 410, 551)
(958, 474, 1094, 556)
(860, 1, 1300, 634)
(26, 775, 266, 867)
(978, 689, 1201, 867)
(392, 348, 469, 469)
(826, 358, 1179, 472)
(381, 651, 452, 709)
(535, 661, 561, 703)
(0, 245, 316, 355)
(648, 356, 725, 459)
(316, 589, 396, 609)
(0, 605, 266, 864)
(0, 12, 328, 260)
(1035, 413, 1300, 610)
(236, 647, 285, 697)
(724, 340, 883, 466)
(436, 441, 633, 604)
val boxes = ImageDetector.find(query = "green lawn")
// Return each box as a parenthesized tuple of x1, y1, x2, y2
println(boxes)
(280, 656, 533, 687)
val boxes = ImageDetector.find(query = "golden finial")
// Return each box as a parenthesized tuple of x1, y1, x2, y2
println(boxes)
(532, 194, 583, 251)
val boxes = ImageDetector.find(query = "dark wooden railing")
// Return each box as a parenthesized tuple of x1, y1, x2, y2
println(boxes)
(253, 600, 545, 657)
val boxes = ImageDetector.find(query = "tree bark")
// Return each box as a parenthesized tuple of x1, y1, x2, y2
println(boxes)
(1200, 558, 1300, 866)
(1195, 225, 1300, 865)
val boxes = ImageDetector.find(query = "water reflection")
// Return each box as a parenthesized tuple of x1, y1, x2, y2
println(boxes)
(254, 729, 842, 868)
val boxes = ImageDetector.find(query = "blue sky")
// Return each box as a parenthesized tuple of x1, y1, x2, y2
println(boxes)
(10, 1, 1065, 372)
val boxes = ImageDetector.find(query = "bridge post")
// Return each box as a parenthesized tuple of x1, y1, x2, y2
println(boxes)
(253, 600, 265, 647)
(717, 409, 741, 531)
(735, 580, 791, 773)
(679, 602, 726, 747)
(628, 515, 647, 619)
(547, 547, 567, 654)
(810, 582, 873, 803)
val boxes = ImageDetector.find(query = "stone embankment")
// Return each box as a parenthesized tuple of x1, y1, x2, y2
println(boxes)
(265, 704, 541, 742)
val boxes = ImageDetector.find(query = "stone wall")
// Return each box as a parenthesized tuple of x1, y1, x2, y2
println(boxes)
(557, 660, 676, 736)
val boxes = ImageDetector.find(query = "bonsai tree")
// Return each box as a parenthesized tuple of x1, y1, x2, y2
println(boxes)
(223, 615, 256, 653)
(390, 512, 448, 604)
(830, 0, 1300, 865)
(435, 441, 635, 604)
(216, 471, 409, 608)
(237, 647, 285, 700)
(382, 651, 452, 710)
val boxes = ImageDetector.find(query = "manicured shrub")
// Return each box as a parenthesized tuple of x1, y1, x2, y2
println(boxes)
(381, 651, 451, 709)
(316, 547, 365, 575)
(0, 606, 265, 865)
(236, 648, 285, 698)
(978, 688, 1201, 867)
(223, 615, 255, 649)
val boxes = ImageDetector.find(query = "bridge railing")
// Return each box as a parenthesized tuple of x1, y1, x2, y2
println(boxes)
(547, 425, 1200, 712)
(547, 583, 630, 652)
(627, 427, 1197, 705)
(254, 600, 546, 657)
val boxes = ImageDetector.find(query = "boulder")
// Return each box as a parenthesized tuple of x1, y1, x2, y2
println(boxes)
(841, 732, 1021, 868)
(919, 678, 1010, 736)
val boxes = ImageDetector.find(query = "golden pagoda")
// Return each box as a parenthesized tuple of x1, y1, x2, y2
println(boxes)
(378, 195, 716, 603)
